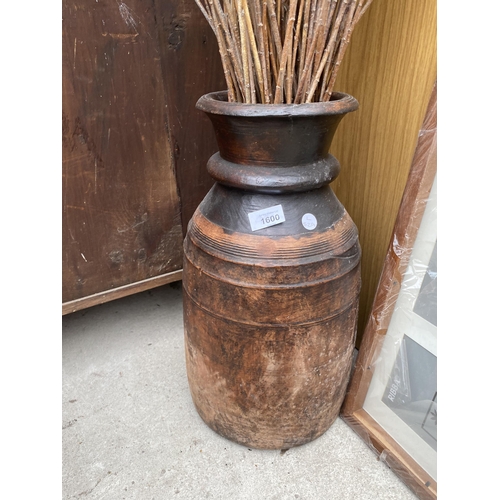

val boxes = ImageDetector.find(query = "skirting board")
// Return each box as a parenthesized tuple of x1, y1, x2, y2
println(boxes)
(62, 269, 183, 315)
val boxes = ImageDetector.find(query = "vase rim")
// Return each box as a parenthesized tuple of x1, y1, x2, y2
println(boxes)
(196, 91, 359, 117)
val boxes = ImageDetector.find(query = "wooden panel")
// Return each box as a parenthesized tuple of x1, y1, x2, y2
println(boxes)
(62, 0, 222, 307)
(330, 0, 437, 343)
(343, 81, 437, 415)
(154, 0, 227, 235)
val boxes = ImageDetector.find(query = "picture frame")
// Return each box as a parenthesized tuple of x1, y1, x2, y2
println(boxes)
(341, 82, 437, 500)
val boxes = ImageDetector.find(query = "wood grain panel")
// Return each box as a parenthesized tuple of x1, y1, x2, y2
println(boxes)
(154, 0, 227, 235)
(343, 81, 437, 415)
(329, 0, 437, 343)
(62, 0, 184, 304)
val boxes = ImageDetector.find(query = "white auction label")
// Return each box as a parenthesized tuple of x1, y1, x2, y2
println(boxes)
(248, 204, 285, 231)
(302, 213, 318, 230)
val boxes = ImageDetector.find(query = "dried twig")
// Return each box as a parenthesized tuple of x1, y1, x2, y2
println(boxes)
(236, 0, 252, 102)
(294, 0, 328, 103)
(195, 0, 374, 103)
(322, 0, 361, 101)
(306, 0, 347, 103)
(274, 0, 298, 103)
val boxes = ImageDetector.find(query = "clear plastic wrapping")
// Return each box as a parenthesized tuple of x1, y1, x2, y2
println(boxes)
(363, 177, 437, 477)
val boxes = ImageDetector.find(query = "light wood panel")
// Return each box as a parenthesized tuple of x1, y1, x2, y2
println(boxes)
(330, 0, 437, 344)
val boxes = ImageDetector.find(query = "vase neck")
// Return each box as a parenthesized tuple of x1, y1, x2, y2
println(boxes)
(207, 113, 346, 167)
(197, 91, 358, 193)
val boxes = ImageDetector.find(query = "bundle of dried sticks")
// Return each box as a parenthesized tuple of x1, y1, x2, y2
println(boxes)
(195, 0, 374, 104)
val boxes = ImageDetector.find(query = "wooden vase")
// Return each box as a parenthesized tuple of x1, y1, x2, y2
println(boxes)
(183, 91, 362, 450)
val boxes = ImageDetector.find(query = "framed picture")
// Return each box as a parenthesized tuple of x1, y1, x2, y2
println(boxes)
(341, 82, 437, 500)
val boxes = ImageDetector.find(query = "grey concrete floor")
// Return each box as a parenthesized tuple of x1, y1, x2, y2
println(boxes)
(62, 283, 418, 500)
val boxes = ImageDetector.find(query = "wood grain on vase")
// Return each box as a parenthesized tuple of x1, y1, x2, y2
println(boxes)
(183, 92, 362, 449)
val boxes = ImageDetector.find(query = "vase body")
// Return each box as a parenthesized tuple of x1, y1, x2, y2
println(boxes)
(183, 91, 361, 450)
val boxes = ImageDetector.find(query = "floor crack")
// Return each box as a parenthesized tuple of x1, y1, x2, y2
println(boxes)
(77, 477, 102, 497)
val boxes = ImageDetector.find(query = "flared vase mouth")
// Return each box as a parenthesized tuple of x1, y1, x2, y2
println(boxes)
(196, 90, 359, 117)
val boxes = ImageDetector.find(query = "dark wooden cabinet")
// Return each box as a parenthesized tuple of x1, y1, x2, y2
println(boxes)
(62, 0, 225, 313)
